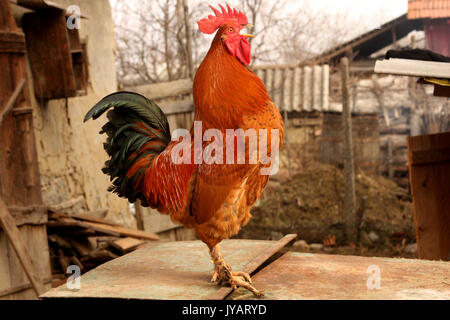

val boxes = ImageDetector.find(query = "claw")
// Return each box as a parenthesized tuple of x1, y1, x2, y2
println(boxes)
(211, 270, 218, 282)
(232, 271, 252, 284)
(209, 244, 264, 298)
(231, 276, 264, 297)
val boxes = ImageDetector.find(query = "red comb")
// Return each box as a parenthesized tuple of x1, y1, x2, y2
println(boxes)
(198, 4, 248, 34)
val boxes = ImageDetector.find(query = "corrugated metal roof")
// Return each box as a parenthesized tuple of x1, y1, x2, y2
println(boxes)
(408, 0, 450, 19)
(254, 64, 330, 112)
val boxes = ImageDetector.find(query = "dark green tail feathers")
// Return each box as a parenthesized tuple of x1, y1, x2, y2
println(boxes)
(84, 91, 171, 206)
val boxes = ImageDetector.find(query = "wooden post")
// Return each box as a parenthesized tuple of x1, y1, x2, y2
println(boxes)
(387, 137, 394, 179)
(283, 110, 292, 177)
(182, 0, 193, 79)
(340, 57, 357, 243)
(391, 26, 397, 49)
(134, 201, 145, 231)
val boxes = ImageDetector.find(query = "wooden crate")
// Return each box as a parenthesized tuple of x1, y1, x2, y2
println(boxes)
(407, 131, 450, 261)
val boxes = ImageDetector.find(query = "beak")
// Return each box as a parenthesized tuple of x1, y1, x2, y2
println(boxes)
(241, 24, 254, 38)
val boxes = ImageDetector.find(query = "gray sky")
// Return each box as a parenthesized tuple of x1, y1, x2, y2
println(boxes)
(110, 0, 410, 70)
(310, 0, 407, 23)
(110, 0, 408, 22)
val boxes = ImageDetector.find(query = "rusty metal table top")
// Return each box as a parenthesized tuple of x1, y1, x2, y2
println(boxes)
(41, 239, 278, 300)
(233, 251, 450, 300)
(42, 239, 450, 300)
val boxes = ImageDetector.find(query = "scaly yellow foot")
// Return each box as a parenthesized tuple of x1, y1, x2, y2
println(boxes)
(209, 245, 264, 297)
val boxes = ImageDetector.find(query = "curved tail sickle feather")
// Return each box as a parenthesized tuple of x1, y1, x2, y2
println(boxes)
(84, 92, 171, 207)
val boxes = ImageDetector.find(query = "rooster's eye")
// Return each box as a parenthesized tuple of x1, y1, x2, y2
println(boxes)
(228, 27, 234, 33)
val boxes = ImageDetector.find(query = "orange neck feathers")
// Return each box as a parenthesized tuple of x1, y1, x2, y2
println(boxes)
(193, 29, 270, 130)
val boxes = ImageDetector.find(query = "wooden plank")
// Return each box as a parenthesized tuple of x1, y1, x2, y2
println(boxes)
(6, 205, 47, 226)
(0, 198, 45, 296)
(433, 84, 450, 98)
(0, 276, 52, 299)
(22, 10, 76, 99)
(0, 78, 25, 127)
(207, 234, 297, 300)
(82, 221, 160, 241)
(0, 31, 26, 53)
(127, 78, 192, 100)
(158, 97, 193, 115)
(407, 132, 450, 261)
(47, 196, 84, 212)
(47, 218, 121, 237)
(411, 148, 450, 165)
(375, 58, 450, 78)
(0, 231, 11, 296)
(110, 237, 144, 254)
(64, 238, 93, 257)
(134, 201, 144, 231)
(71, 212, 119, 227)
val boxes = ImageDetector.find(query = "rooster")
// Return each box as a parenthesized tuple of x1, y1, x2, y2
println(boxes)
(84, 4, 283, 297)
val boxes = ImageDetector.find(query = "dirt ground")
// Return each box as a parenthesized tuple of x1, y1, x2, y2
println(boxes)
(235, 164, 417, 259)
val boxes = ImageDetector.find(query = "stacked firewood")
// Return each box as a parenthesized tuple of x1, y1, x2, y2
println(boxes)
(46, 211, 159, 287)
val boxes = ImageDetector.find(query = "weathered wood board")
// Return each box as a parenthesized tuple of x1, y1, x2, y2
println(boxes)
(0, 225, 51, 299)
(0, 0, 51, 299)
(0, 199, 45, 296)
(407, 132, 450, 261)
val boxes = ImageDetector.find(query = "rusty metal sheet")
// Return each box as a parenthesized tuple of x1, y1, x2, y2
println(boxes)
(231, 252, 450, 300)
(41, 239, 279, 300)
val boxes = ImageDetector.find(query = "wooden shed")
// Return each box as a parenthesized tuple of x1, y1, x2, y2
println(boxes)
(0, 0, 127, 299)
(0, 0, 52, 299)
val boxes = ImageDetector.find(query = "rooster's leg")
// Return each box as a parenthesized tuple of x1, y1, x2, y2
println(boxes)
(209, 244, 264, 297)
